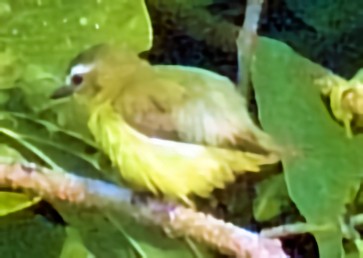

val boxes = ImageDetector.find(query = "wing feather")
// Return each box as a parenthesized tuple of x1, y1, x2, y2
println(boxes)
(88, 102, 275, 203)
(116, 64, 278, 155)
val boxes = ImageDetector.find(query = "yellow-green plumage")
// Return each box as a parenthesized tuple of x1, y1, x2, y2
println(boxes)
(57, 45, 280, 203)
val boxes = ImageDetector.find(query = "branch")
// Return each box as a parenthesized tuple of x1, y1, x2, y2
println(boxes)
(261, 222, 334, 239)
(237, 0, 264, 95)
(0, 163, 288, 258)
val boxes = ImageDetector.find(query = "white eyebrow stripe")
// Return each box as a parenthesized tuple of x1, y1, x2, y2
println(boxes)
(70, 63, 95, 76)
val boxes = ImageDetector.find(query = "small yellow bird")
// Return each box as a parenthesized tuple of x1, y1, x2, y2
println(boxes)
(52, 44, 280, 205)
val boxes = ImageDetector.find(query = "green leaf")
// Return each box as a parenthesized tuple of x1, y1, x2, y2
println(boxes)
(57, 208, 214, 258)
(353, 239, 363, 258)
(0, 192, 40, 216)
(60, 227, 95, 258)
(0, 49, 24, 90)
(252, 37, 363, 258)
(0, 213, 65, 257)
(0, 126, 63, 170)
(45, 97, 93, 139)
(0, 0, 152, 76)
(253, 174, 290, 222)
(0, 143, 26, 164)
(0, 111, 114, 181)
(16, 64, 61, 112)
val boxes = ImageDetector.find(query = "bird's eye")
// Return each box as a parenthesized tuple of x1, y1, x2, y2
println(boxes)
(71, 74, 83, 86)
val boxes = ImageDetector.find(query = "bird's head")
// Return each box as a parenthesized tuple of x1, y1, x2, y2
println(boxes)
(51, 44, 143, 99)
(51, 44, 105, 99)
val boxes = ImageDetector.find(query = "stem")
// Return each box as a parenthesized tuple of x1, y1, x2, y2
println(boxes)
(237, 0, 264, 96)
(261, 222, 334, 238)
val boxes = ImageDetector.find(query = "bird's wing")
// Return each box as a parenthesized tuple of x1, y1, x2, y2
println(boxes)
(114, 71, 185, 140)
(116, 65, 279, 155)
(88, 101, 274, 204)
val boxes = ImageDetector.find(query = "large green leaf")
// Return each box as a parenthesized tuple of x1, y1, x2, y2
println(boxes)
(0, 0, 152, 76)
(252, 37, 363, 258)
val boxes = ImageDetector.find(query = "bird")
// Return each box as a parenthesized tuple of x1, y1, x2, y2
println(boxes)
(51, 44, 281, 206)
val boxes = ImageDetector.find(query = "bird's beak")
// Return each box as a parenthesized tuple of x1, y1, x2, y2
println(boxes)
(50, 86, 75, 99)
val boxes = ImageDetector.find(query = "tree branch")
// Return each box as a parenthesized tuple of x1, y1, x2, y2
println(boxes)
(0, 163, 287, 258)
(237, 0, 264, 95)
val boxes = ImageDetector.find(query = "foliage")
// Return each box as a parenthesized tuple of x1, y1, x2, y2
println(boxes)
(146, 0, 238, 54)
(0, 0, 152, 76)
(252, 36, 363, 258)
(285, 0, 363, 36)
(0, 1, 209, 258)
(2, 0, 363, 257)
(0, 191, 40, 216)
(59, 227, 95, 258)
(57, 209, 212, 258)
(253, 174, 289, 222)
(0, 212, 65, 258)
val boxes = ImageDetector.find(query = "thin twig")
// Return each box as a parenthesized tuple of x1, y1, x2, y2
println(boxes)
(261, 222, 334, 238)
(237, 0, 264, 96)
(0, 163, 288, 258)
